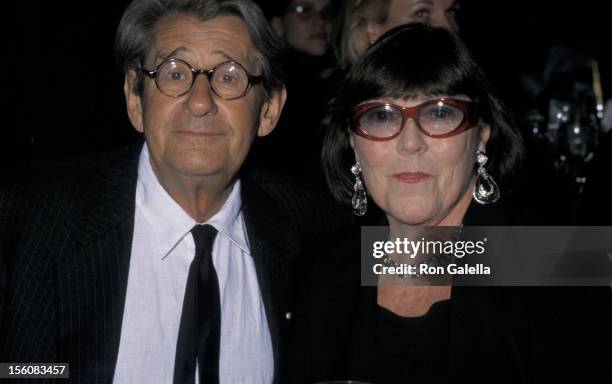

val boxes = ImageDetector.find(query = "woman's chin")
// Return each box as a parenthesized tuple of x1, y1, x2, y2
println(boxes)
(387, 205, 438, 227)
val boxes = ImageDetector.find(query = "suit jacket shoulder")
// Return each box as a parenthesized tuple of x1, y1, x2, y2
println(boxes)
(0, 145, 141, 382)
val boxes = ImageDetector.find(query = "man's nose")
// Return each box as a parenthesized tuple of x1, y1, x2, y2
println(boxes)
(185, 75, 217, 117)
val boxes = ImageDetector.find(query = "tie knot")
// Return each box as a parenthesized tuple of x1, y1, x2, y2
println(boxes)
(191, 224, 218, 256)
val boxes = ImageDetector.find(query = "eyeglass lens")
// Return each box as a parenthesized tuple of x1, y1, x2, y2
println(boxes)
(155, 59, 249, 98)
(357, 101, 466, 138)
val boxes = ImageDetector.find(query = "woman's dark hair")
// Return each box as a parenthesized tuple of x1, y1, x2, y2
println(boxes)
(115, 0, 285, 97)
(322, 23, 524, 205)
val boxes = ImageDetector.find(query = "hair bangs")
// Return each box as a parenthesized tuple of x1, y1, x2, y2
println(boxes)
(342, 23, 484, 106)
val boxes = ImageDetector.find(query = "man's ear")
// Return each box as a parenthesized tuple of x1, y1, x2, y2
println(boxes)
(124, 70, 144, 133)
(270, 16, 284, 37)
(257, 87, 287, 137)
(478, 122, 491, 152)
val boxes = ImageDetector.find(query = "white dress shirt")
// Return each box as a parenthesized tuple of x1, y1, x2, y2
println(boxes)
(113, 145, 274, 384)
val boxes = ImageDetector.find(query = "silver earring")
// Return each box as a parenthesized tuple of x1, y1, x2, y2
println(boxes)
(351, 162, 367, 216)
(473, 151, 500, 205)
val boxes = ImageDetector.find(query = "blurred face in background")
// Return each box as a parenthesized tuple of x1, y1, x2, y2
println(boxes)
(367, 0, 459, 44)
(272, 0, 333, 56)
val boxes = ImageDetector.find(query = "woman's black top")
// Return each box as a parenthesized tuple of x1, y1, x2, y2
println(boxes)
(285, 201, 612, 384)
(376, 300, 451, 383)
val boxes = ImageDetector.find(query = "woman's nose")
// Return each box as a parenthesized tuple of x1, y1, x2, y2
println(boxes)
(396, 118, 427, 155)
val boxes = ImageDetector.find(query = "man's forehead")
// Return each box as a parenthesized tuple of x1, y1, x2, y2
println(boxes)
(148, 14, 258, 69)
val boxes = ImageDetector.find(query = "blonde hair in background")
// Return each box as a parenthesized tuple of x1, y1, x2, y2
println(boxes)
(333, 0, 391, 70)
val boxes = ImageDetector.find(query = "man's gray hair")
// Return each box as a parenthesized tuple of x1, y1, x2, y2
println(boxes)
(115, 0, 285, 96)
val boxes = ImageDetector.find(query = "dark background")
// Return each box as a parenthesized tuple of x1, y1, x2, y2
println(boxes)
(2, 0, 608, 168)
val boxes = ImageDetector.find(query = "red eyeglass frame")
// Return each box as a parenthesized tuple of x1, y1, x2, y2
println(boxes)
(350, 97, 481, 141)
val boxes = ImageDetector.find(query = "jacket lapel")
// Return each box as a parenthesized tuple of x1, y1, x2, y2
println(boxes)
(240, 174, 301, 384)
(57, 145, 141, 383)
(347, 287, 379, 382)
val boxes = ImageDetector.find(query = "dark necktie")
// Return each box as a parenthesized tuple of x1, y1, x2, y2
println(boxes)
(173, 224, 221, 384)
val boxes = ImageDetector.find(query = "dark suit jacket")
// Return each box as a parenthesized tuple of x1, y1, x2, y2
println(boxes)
(287, 202, 612, 383)
(0, 144, 350, 383)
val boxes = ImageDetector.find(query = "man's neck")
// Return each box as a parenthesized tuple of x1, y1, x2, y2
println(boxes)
(150, 162, 236, 223)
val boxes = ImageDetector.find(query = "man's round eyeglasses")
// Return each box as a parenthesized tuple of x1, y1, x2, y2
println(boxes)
(350, 98, 482, 141)
(140, 58, 263, 100)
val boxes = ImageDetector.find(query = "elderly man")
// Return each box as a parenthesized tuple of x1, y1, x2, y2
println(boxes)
(0, 0, 347, 383)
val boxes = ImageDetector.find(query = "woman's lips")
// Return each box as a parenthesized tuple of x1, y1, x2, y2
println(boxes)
(391, 172, 432, 183)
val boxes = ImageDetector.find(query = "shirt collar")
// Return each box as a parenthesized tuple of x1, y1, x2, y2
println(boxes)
(136, 144, 250, 259)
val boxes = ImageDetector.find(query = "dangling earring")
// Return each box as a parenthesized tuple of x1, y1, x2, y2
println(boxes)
(351, 162, 367, 216)
(473, 151, 500, 205)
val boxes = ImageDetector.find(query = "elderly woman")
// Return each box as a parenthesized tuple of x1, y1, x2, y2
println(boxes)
(327, 22, 521, 228)
(333, 0, 460, 70)
(287, 24, 611, 383)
